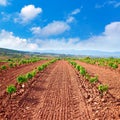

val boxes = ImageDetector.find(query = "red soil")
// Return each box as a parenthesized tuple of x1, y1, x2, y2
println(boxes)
(76, 60, 120, 99)
(0, 60, 48, 96)
(118, 64, 120, 72)
(0, 60, 119, 120)
(0, 62, 8, 67)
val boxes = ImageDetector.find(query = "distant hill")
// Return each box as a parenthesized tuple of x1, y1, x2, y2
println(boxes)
(37, 50, 120, 57)
(0, 48, 74, 58)
(0, 48, 27, 54)
(0, 48, 120, 58)
(0, 48, 31, 58)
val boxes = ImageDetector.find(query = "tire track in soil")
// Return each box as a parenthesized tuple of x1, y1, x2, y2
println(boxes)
(76, 60, 120, 99)
(0, 60, 48, 96)
(8, 60, 92, 120)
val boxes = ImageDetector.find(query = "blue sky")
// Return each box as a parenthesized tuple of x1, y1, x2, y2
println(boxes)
(0, 0, 120, 53)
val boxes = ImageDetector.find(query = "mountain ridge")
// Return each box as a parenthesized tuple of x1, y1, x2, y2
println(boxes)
(0, 47, 120, 57)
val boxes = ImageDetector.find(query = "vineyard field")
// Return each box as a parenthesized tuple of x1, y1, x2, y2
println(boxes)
(0, 59, 120, 120)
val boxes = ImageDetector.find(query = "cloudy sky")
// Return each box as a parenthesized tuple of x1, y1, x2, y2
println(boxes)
(0, 0, 120, 53)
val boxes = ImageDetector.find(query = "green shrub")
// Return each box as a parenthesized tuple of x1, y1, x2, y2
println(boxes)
(76, 65, 81, 71)
(73, 62, 77, 67)
(85, 73, 90, 80)
(21, 60, 27, 64)
(26, 73, 33, 80)
(7, 59, 13, 62)
(89, 76, 98, 83)
(18, 62, 22, 65)
(42, 64, 47, 68)
(98, 84, 108, 93)
(80, 67, 86, 76)
(108, 62, 118, 69)
(17, 75, 27, 84)
(6, 85, 16, 94)
(31, 70, 37, 76)
(50, 59, 56, 63)
(112, 64, 118, 69)
(38, 66, 44, 71)
(108, 62, 114, 67)
(9, 63, 14, 68)
(13, 63, 17, 67)
(70, 61, 77, 67)
(1, 65, 7, 70)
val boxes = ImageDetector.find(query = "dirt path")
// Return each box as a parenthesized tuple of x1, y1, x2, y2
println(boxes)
(0, 60, 119, 120)
(32, 60, 92, 120)
(76, 60, 120, 99)
(0, 60, 48, 96)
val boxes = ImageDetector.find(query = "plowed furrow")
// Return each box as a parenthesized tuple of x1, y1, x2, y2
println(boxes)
(76, 60, 120, 99)
(32, 60, 91, 120)
(9, 61, 58, 120)
(75, 60, 120, 119)
(0, 60, 48, 96)
(1, 60, 93, 120)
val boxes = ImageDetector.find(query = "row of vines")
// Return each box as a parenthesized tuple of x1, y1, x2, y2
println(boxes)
(6, 59, 58, 97)
(68, 60, 109, 97)
(0, 57, 48, 71)
(79, 57, 120, 69)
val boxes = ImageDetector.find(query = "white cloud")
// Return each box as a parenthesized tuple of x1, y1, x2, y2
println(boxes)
(71, 9, 80, 15)
(15, 5, 42, 23)
(66, 16, 75, 23)
(79, 22, 120, 51)
(66, 8, 81, 23)
(35, 38, 79, 50)
(0, 0, 7, 6)
(35, 22, 120, 52)
(95, 1, 120, 8)
(30, 8, 81, 37)
(1, 22, 120, 52)
(104, 22, 120, 36)
(0, 30, 38, 51)
(108, 0, 120, 8)
(31, 8, 81, 37)
(31, 21, 70, 37)
(31, 27, 41, 35)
